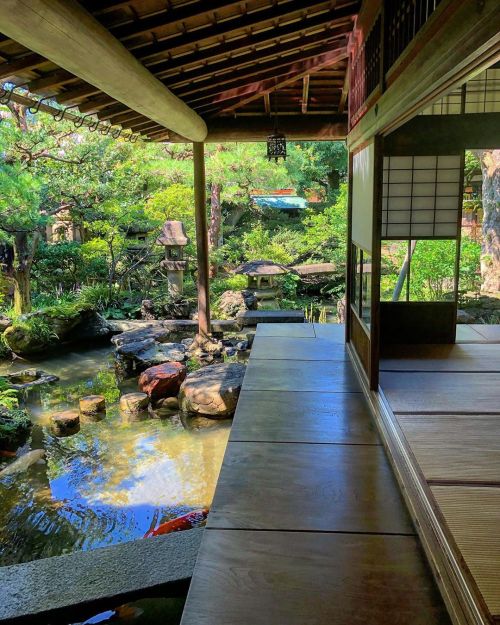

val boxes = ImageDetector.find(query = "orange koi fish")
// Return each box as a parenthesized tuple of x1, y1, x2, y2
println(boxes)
(144, 508, 209, 538)
(0, 450, 17, 458)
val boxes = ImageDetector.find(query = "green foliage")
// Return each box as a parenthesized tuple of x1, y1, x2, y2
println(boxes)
(0, 407, 31, 447)
(0, 379, 20, 410)
(381, 236, 481, 301)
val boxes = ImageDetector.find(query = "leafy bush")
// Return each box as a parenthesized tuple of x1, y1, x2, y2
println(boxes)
(0, 406, 32, 449)
(0, 379, 19, 410)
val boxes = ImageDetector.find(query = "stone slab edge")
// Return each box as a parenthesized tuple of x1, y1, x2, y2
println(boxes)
(0, 528, 203, 624)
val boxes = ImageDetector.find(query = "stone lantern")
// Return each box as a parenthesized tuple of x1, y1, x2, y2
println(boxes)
(157, 221, 188, 297)
(235, 259, 289, 302)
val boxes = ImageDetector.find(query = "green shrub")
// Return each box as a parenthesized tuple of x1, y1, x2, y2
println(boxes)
(0, 379, 19, 410)
(0, 406, 32, 449)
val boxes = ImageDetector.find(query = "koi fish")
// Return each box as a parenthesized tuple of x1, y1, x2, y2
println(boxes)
(0, 450, 17, 458)
(144, 508, 209, 538)
(82, 604, 143, 624)
(0, 449, 45, 477)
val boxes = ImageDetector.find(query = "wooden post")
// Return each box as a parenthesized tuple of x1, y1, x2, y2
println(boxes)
(193, 142, 211, 336)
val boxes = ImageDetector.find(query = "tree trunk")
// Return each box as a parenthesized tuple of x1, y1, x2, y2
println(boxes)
(477, 150, 500, 293)
(12, 232, 34, 315)
(208, 182, 222, 278)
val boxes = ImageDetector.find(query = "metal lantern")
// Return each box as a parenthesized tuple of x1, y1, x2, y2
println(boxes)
(267, 129, 287, 162)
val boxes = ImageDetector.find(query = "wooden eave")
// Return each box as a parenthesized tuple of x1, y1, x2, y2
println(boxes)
(0, 0, 358, 142)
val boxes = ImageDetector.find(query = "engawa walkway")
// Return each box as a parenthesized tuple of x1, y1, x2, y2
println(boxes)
(180, 323, 451, 625)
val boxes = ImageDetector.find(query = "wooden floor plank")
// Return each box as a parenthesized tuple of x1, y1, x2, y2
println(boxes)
(398, 415, 500, 483)
(313, 322, 346, 341)
(254, 322, 315, 337)
(208, 441, 414, 534)
(432, 486, 500, 618)
(380, 371, 500, 414)
(181, 530, 451, 625)
(250, 335, 348, 361)
(243, 358, 361, 393)
(230, 390, 379, 444)
(381, 343, 500, 372)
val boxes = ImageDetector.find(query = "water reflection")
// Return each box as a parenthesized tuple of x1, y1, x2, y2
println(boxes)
(0, 347, 231, 565)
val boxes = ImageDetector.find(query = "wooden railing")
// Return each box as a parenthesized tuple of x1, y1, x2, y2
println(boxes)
(349, 0, 444, 128)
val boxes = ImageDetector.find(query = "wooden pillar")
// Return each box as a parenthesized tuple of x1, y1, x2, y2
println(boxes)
(193, 142, 211, 336)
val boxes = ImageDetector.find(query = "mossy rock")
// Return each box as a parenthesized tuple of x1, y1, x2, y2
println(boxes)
(0, 407, 32, 452)
(3, 309, 110, 355)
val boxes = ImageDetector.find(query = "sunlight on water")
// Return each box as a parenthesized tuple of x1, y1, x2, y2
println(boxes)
(0, 346, 231, 565)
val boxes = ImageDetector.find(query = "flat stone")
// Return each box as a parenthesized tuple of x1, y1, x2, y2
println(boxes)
(3, 369, 59, 391)
(79, 395, 106, 416)
(112, 327, 171, 347)
(50, 411, 80, 437)
(0, 528, 203, 624)
(138, 362, 187, 401)
(179, 363, 246, 418)
(119, 392, 149, 414)
(236, 310, 305, 327)
(116, 340, 187, 373)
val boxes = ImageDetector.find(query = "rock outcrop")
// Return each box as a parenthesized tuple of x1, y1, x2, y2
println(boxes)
(116, 339, 187, 374)
(3, 309, 110, 355)
(179, 363, 246, 418)
(217, 290, 257, 319)
(138, 362, 187, 402)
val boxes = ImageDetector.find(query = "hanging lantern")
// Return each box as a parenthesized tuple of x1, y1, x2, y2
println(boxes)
(267, 129, 287, 162)
(267, 90, 286, 162)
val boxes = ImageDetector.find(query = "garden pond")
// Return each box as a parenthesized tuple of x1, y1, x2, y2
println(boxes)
(0, 344, 236, 567)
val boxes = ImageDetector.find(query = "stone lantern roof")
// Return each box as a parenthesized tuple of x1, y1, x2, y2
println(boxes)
(156, 221, 188, 247)
(234, 260, 289, 277)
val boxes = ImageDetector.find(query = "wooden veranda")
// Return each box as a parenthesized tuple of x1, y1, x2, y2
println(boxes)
(0, 1, 499, 625)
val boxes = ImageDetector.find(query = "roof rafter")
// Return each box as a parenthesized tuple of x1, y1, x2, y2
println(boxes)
(181, 41, 348, 105)
(217, 46, 349, 114)
(110, 1, 244, 41)
(134, 1, 346, 60)
(145, 4, 355, 71)
(0, 52, 46, 79)
(165, 25, 350, 88)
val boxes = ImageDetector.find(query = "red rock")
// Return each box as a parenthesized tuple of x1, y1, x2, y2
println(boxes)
(138, 362, 187, 401)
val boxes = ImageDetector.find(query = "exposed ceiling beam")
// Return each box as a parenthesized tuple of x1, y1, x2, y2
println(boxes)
(178, 40, 349, 104)
(338, 63, 349, 114)
(96, 103, 130, 120)
(0, 53, 46, 79)
(199, 47, 347, 111)
(110, 1, 244, 41)
(264, 93, 271, 114)
(78, 95, 117, 113)
(145, 5, 354, 70)
(167, 114, 348, 142)
(165, 26, 350, 87)
(107, 110, 145, 125)
(56, 83, 101, 104)
(28, 69, 78, 93)
(0, 0, 207, 141)
(302, 75, 310, 113)
(135, 1, 349, 60)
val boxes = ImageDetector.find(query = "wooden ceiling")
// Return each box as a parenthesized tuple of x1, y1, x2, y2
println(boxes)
(0, 0, 358, 140)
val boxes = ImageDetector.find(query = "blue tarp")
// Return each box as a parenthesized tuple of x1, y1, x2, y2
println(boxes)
(251, 195, 308, 211)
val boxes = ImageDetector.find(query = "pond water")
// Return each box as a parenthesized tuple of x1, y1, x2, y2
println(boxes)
(0, 345, 232, 566)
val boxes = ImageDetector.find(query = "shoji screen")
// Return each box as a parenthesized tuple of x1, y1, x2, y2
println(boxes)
(352, 140, 375, 252)
(382, 155, 462, 239)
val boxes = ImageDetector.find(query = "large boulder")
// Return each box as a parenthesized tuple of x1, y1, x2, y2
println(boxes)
(179, 363, 246, 418)
(112, 326, 171, 347)
(218, 290, 257, 319)
(3, 309, 110, 355)
(116, 339, 187, 374)
(138, 362, 187, 401)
